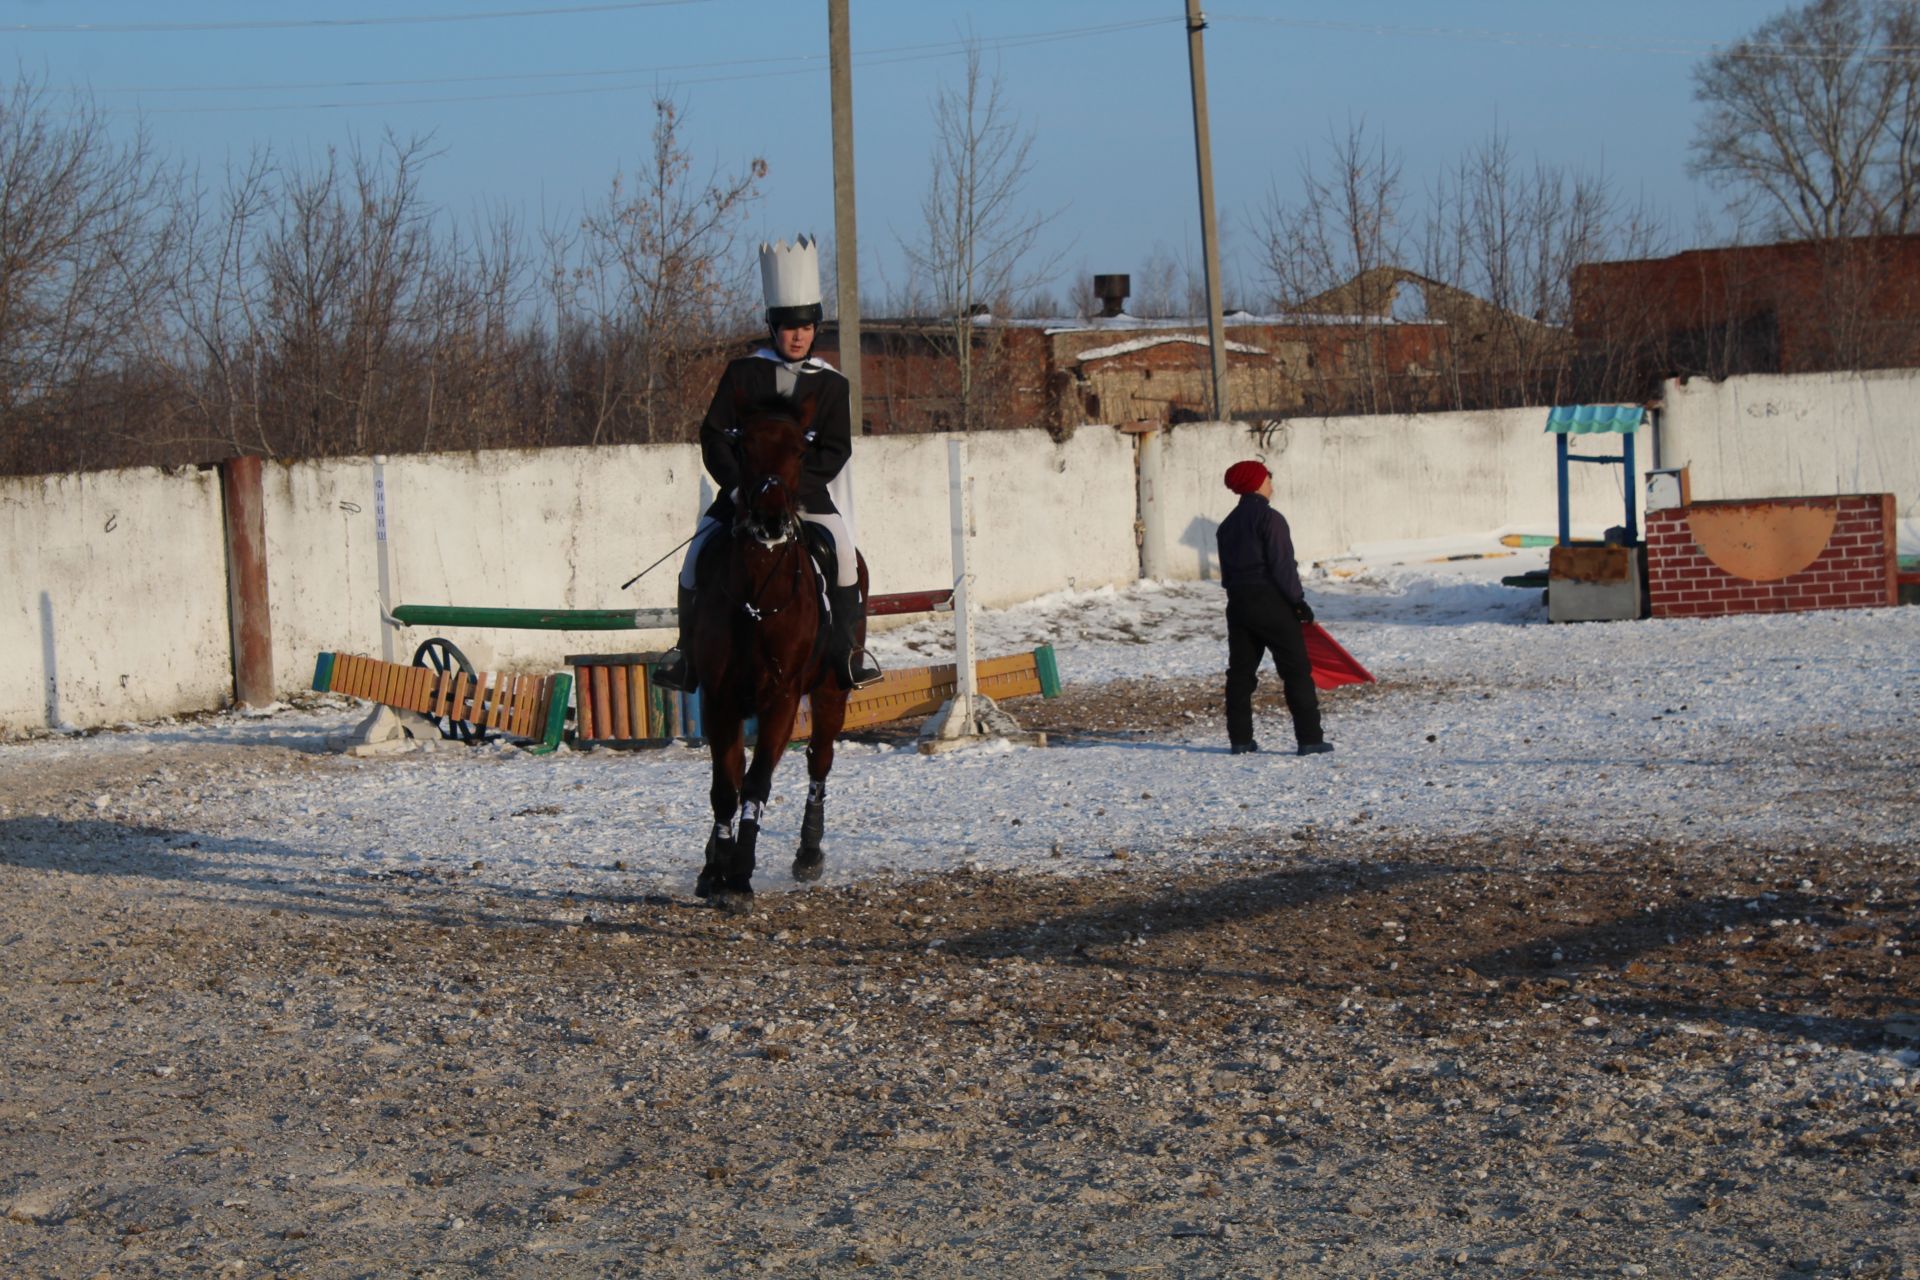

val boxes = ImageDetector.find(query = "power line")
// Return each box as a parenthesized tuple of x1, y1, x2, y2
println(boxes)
(1212, 12, 1920, 64)
(104, 18, 1180, 115)
(0, 0, 709, 35)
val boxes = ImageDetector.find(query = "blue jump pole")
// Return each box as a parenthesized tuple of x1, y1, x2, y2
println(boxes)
(1556, 434, 1571, 546)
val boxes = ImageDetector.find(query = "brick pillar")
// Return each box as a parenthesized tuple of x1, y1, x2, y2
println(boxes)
(219, 455, 275, 707)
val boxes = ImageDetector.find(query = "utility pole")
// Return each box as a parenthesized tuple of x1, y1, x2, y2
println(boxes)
(1185, 0, 1230, 423)
(828, 0, 863, 444)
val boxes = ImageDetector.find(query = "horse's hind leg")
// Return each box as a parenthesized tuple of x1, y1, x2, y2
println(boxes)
(698, 713, 746, 900)
(794, 687, 849, 883)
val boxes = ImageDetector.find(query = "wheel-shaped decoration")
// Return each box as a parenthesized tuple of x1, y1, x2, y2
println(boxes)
(411, 637, 483, 743)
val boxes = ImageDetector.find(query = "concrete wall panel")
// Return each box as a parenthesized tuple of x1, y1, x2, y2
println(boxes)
(1659, 370, 1920, 529)
(1, 466, 229, 733)
(264, 445, 704, 685)
(852, 428, 1139, 609)
(1146, 410, 1646, 578)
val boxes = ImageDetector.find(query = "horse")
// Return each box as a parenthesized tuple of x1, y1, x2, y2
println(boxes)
(687, 392, 867, 913)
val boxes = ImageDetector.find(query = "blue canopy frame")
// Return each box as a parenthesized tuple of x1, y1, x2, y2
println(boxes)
(1545, 404, 1647, 546)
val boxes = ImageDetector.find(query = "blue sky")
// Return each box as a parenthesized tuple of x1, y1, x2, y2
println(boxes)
(3, 0, 1781, 306)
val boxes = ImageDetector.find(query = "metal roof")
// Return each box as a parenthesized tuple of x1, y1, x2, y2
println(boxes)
(1545, 404, 1646, 434)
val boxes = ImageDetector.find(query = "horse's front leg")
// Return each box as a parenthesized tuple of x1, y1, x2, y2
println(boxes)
(697, 710, 746, 900)
(718, 693, 804, 913)
(794, 684, 849, 883)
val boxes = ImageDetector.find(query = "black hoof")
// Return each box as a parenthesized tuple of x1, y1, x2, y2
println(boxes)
(697, 832, 733, 899)
(792, 848, 824, 882)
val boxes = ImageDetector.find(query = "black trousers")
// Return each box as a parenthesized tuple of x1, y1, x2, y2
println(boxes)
(1224, 586, 1323, 748)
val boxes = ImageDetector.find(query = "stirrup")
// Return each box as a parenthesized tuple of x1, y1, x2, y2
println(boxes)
(654, 647, 694, 693)
(840, 647, 882, 691)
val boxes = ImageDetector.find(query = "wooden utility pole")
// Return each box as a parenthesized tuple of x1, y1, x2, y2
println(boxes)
(1185, 0, 1230, 422)
(828, 0, 863, 439)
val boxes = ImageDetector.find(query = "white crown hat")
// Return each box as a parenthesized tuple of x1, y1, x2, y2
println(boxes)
(759, 234, 822, 310)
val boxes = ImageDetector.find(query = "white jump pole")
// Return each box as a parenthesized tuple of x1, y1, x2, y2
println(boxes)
(948, 434, 979, 715)
(372, 454, 396, 664)
(918, 433, 1045, 753)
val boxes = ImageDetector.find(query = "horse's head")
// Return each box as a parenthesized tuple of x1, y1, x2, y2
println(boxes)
(729, 392, 815, 546)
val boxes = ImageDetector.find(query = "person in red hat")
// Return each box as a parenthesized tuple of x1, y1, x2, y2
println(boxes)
(1214, 460, 1330, 756)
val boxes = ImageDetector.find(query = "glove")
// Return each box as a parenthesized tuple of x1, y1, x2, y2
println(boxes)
(1292, 599, 1314, 624)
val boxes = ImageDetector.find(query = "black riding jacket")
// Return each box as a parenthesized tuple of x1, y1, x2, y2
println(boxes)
(698, 351, 853, 515)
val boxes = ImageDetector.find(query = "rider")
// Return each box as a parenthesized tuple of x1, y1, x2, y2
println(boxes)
(654, 234, 882, 693)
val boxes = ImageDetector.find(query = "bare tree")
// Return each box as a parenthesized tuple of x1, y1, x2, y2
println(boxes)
(1254, 119, 1408, 412)
(1422, 126, 1666, 406)
(1691, 0, 1920, 238)
(0, 74, 178, 468)
(901, 41, 1063, 430)
(549, 97, 764, 445)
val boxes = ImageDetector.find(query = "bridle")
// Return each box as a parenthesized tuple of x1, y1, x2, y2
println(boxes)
(728, 440, 808, 626)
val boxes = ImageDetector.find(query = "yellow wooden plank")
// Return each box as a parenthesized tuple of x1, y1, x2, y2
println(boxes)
(515, 675, 535, 737)
(627, 663, 646, 738)
(468, 672, 491, 729)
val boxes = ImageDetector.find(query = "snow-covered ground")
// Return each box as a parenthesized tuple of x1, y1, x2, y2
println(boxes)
(6, 543, 1917, 906)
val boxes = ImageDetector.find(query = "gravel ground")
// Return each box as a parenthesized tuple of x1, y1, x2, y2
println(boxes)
(2, 682, 1917, 1279)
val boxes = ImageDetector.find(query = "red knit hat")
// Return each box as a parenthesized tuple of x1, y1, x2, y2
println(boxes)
(1224, 460, 1270, 494)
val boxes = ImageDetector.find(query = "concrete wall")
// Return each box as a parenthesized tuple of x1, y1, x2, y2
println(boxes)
(1, 466, 231, 735)
(266, 446, 707, 682)
(857, 427, 1137, 608)
(258, 428, 1137, 691)
(8, 369, 1917, 736)
(1143, 408, 1647, 579)
(1660, 370, 1920, 528)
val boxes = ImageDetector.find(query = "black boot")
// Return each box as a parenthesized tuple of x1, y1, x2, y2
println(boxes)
(654, 586, 698, 692)
(827, 583, 882, 689)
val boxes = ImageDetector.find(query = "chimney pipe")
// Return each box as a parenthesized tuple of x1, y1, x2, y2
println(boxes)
(1093, 273, 1130, 318)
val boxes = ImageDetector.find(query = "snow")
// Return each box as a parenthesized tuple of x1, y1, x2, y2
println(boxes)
(1072, 334, 1268, 363)
(8, 539, 1917, 909)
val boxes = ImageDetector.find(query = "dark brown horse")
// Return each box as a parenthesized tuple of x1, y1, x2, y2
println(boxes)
(689, 393, 867, 912)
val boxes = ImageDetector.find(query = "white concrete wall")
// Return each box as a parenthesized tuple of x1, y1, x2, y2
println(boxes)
(854, 427, 1137, 609)
(1659, 370, 1920, 532)
(15, 369, 1916, 736)
(256, 428, 1136, 696)
(265, 445, 707, 683)
(1145, 409, 1649, 579)
(1, 466, 230, 734)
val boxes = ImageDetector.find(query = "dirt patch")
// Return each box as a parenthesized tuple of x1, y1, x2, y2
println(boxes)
(2, 811, 1915, 1276)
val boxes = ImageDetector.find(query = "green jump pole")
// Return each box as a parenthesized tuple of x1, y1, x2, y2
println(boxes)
(389, 605, 677, 631)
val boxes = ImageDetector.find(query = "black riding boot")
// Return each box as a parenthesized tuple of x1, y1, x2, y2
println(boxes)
(654, 586, 698, 692)
(827, 583, 882, 690)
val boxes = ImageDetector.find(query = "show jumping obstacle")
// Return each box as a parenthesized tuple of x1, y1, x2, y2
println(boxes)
(312, 588, 1054, 751)
(310, 651, 572, 753)
(564, 644, 1062, 746)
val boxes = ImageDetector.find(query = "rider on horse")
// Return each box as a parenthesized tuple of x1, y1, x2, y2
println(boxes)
(655, 234, 882, 694)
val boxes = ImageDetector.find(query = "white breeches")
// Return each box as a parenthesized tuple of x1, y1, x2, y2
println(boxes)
(678, 508, 858, 589)
(801, 511, 858, 587)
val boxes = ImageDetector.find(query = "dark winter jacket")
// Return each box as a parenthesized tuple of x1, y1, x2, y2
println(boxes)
(1216, 493, 1305, 604)
(698, 352, 853, 515)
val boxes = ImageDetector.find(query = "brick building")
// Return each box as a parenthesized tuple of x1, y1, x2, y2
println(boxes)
(1571, 235, 1920, 387)
(810, 269, 1557, 435)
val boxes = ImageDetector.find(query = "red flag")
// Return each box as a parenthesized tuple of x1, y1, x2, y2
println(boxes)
(1303, 621, 1374, 690)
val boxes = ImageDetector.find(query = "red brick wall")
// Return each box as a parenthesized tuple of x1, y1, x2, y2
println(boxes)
(1646, 494, 1898, 618)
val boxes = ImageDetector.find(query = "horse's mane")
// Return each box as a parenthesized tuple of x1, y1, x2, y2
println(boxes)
(738, 393, 807, 430)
